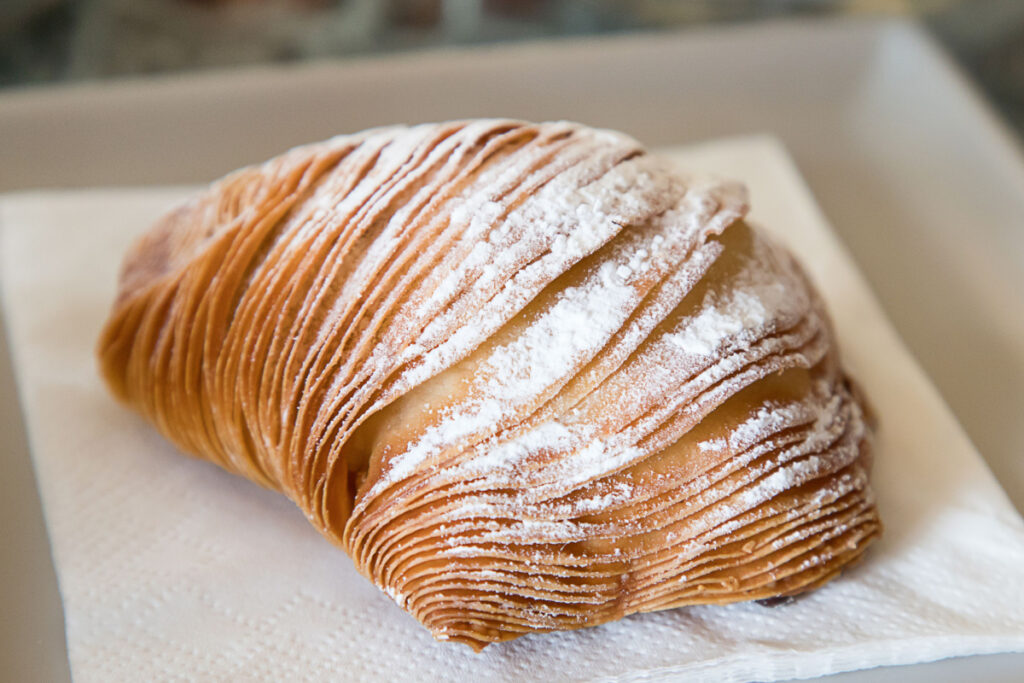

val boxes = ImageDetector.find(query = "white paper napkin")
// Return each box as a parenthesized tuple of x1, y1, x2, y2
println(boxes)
(3, 136, 1024, 683)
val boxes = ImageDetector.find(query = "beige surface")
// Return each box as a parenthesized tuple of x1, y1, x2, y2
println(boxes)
(0, 307, 69, 681)
(2, 136, 1023, 681)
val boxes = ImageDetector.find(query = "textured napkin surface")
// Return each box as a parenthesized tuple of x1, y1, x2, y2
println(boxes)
(2, 136, 1024, 682)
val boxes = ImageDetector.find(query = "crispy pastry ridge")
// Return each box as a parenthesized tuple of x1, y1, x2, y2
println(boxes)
(98, 120, 881, 650)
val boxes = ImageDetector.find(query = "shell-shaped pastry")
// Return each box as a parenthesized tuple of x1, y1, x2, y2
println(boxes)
(97, 120, 881, 650)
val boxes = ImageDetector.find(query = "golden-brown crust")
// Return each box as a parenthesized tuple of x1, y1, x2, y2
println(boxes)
(97, 120, 881, 650)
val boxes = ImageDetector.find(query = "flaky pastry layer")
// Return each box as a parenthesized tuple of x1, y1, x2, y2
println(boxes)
(97, 120, 881, 650)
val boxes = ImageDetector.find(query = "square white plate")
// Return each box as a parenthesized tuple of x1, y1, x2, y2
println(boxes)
(2, 17, 1022, 681)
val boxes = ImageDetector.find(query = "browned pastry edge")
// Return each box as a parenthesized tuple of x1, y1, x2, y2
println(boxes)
(97, 120, 881, 650)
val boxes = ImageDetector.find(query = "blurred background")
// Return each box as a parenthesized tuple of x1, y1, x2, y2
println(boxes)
(2, 0, 1024, 137)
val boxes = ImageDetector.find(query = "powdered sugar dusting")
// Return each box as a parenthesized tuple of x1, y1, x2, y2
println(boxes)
(110, 120, 879, 647)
